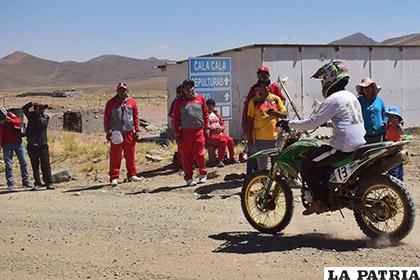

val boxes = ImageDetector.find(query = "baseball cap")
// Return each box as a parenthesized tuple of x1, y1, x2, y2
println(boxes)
(257, 66, 270, 75)
(182, 79, 195, 87)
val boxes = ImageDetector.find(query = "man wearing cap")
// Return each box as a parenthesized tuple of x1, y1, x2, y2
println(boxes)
(104, 82, 142, 186)
(247, 79, 287, 171)
(356, 77, 387, 143)
(172, 79, 208, 186)
(242, 66, 286, 174)
(0, 107, 32, 191)
(22, 102, 53, 190)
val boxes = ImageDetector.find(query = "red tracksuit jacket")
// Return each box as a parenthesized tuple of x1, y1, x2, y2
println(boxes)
(104, 95, 140, 133)
(172, 94, 209, 136)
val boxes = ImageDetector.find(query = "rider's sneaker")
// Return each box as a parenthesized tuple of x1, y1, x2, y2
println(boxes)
(216, 161, 225, 168)
(302, 200, 328, 216)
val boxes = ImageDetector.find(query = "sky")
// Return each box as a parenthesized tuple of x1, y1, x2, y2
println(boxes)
(1, 0, 419, 62)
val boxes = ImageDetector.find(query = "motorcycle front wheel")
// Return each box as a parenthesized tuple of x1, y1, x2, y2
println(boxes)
(241, 170, 294, 234)
(354, 174, 416, 242)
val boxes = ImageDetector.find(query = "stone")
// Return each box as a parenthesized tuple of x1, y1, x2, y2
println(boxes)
(145, 155, 164, 162)
(51, 168, 72, 184)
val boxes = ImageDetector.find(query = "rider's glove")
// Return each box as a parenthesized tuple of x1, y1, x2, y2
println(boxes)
(276, 119, 290, 132)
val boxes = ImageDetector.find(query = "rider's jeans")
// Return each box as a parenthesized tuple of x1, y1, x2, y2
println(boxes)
(301, 145, 351, 201)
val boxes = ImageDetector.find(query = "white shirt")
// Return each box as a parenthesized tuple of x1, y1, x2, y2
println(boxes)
(289, 90, 366, 152)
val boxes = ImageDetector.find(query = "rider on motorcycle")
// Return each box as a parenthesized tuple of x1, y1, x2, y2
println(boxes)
(278, 60, 366, 215)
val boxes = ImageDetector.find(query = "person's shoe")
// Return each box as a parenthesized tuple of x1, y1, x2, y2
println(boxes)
(23, 182, 33, 189)
(228, 159, 240, 164)
(32, 185, 41, 191)
(216, 161, 225, 168)
(198, 174, 207, 184)
(302, 200, 328, 216)
(7, 185, 14, 191)
(186, 179, 197, 186)
(46, 184, 55, 190)
(111, 179, 119, 187)
(129, 175, 143, 182)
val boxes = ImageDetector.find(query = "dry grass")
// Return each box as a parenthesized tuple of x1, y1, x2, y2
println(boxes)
(47, 131, 171, 180)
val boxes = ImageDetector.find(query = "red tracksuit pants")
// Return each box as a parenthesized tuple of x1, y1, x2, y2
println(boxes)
(179, 129, 207, 180)
(206, 133, 235, 161)
(109, 131, 137, 180)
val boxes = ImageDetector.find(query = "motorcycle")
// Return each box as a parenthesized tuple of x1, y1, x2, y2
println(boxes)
(241, 126, 415, 242)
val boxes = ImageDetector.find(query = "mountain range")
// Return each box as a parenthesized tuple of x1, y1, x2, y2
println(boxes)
(1, 32, 419, 90)
(0, 52, 166, 90)
(329, 32, 420, 45)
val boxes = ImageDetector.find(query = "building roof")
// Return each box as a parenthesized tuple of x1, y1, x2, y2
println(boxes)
(156, 43, 420, 69)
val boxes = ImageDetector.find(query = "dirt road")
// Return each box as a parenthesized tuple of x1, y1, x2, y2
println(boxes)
(1, 148, 420, 280)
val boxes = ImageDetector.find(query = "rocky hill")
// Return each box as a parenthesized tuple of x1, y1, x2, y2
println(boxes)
(329, 32, 378, 45)
(380, 33, 420, 45)
(0, 51, 166, 90)
(330, 32, 420, 46)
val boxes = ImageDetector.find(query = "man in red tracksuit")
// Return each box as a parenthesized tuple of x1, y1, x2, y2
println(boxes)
(168, 85, 184, 169)
(205, 98, 237, 167)
(104, 82, 142, 186)
(172, 79, 208, 186)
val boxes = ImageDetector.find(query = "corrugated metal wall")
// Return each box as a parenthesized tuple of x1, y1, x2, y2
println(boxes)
(166, 45, 420, 139)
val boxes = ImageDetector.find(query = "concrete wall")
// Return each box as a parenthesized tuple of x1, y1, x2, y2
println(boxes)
(166, 45, 420, 139)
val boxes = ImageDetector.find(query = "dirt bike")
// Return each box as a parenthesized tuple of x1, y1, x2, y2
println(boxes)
(241, 127, 415, 242)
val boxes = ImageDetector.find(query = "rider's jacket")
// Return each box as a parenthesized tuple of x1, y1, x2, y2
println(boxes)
(289, 90, 366, 152)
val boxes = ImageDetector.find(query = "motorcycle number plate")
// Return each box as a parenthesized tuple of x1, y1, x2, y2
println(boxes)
(332, 163, 355, 183)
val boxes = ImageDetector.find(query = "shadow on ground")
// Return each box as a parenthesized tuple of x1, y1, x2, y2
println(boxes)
(193, 173, 244, 198)
(125, 184, 189, 195)
(63, 183, 111, 193)
(137, 163, 179, 179)
(208, 231, 390, 254)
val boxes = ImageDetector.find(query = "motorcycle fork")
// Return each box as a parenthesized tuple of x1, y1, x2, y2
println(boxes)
(261, 159, 280, 201)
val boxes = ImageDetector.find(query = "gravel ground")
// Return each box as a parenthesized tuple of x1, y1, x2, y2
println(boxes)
(1, 139, 420, 280)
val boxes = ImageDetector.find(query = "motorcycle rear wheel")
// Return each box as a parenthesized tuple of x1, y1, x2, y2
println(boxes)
(241, 170, 294, 234)
(354, 174, 416, 242)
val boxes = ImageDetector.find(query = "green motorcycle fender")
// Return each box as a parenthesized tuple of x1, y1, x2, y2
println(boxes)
(247, 148, 278, 159)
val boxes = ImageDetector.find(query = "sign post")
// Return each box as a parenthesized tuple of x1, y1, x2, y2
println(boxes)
(188, 57, 232, 119)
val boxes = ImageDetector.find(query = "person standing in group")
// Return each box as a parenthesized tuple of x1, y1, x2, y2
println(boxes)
(22, 102, 54, 190)
(0, 107, 32, 191)
(104, 82, 142, 187)
(247, 79, 287, 171)
(356, 77, 387, 143)
(385, 105, 405, 181)
(205, 98, 238, 167)
(172, 79, 208, 186)
(168, 85, 184, 169)
(242, 66, 286, 175)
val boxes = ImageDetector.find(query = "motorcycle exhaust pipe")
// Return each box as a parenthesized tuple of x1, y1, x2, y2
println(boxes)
(369, 150, 409, 175)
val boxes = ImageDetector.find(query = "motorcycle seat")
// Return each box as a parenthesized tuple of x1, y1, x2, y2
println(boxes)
(352, 142, 387, 160)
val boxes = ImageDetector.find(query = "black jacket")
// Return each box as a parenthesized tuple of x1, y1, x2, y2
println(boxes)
(22, 103, 49, 146)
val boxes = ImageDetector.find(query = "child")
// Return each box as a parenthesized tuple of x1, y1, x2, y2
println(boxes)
(205, 99, 238, 167)
(385, 105, 404, 181)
